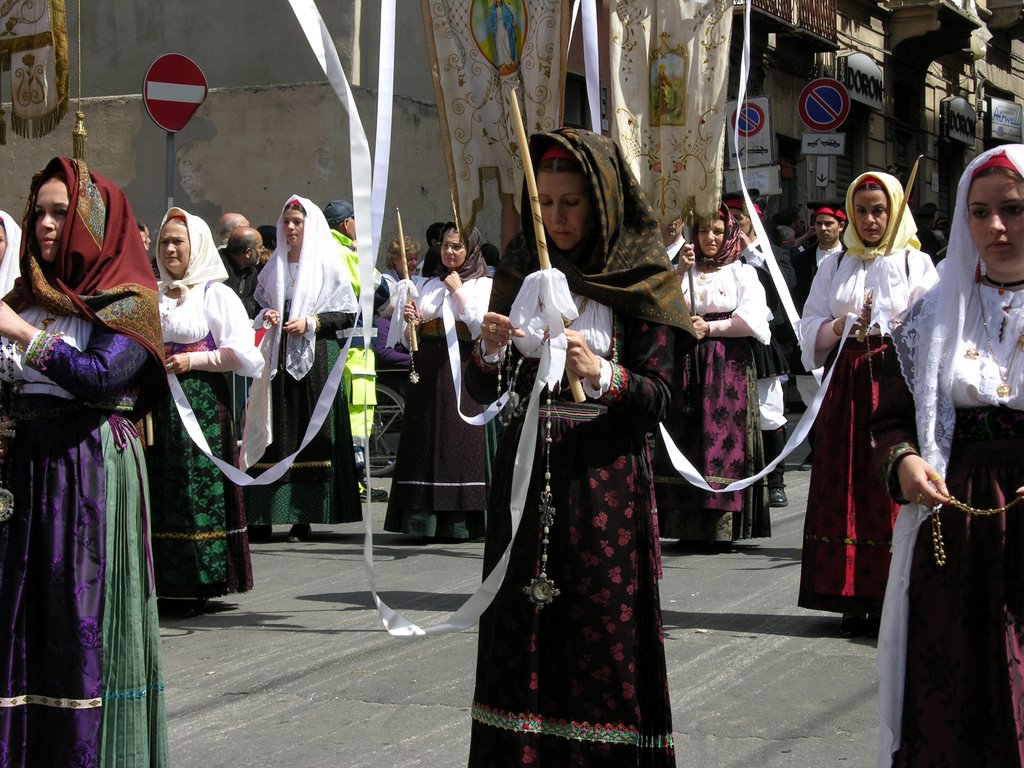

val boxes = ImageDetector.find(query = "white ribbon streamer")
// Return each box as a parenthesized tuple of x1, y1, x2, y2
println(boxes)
(731, 0, 800, 337)
(376, 352, 548, 635)
(443, 297, 509, 426)
(658, 314, 856, 491)
(385, 278, 421, 349)
(508, 270, 578, 389)
(287, 0, 535, 637)
(168, 332, 354, 486)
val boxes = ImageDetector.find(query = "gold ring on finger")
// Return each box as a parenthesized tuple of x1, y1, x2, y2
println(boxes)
(488, 323, 498, 334)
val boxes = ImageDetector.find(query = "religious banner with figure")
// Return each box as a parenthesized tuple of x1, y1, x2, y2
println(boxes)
(610, 0, 733, 224)
(0, 0, 69, 143)
(420, 0, 569, 227)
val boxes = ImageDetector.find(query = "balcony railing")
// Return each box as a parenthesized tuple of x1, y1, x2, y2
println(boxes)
(796, 0, 839, 43)
(736, 0, 839, 47)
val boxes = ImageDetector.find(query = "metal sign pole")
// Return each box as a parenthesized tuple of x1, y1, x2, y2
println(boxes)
(165, 131, 175, 210)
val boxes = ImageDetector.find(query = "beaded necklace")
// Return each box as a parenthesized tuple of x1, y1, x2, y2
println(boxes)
(978, 284, 1023, 399)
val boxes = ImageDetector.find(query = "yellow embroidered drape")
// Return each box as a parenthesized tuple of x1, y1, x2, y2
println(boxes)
(420, 0, 569, 228)
(0, 0, 69, 142)
(610, 0, 733, 225)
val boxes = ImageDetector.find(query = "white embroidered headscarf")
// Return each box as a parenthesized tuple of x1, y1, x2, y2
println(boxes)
(878, 144, 1024, 768)
(155, 207, 228, 294)
(0, 210, 23, 298)
(254, 195, 357, 380)
(844, 171, 922, 262)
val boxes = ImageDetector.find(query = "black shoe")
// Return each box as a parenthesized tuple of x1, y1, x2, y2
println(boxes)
(797, 461, 812, 472)
(360, 486, 389, 503)
(768, 488, 788, 507)
(838, 614, 865, 638)
(287, 523, 311, 543)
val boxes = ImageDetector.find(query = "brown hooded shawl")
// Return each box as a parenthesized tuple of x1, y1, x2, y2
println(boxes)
(489, 128, 694, 341)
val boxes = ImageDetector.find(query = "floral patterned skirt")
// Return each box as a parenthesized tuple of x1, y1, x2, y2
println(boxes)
(469, 398, 675, 767)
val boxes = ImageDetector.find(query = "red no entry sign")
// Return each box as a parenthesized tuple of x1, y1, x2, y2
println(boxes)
(732, 102, 766, 138)
(143, 54, 208, 133)
(798, 78, 850, 133)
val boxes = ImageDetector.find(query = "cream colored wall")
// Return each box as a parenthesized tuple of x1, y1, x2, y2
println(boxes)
(0, 3, 503, 262)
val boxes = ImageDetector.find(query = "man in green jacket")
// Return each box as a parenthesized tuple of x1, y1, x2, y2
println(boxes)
(323, 200, 391, 502)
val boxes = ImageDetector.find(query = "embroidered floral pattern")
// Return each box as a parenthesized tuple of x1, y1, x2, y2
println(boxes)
(471, 703, 674, 748)
(23, 330, 63, 372)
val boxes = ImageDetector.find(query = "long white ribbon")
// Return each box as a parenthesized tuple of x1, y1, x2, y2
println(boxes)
(167, 332, 354, 486)
(375, 350, 548, 635)
(286, 0, 536, 637)
(580, 0, 601, 133)
(658, 314, 855, 491)
(442, 296, 509, 426)
(731, 0, 800, 335)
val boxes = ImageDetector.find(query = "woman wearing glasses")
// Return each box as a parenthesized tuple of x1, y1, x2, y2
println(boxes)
(383, 223, 492, 540)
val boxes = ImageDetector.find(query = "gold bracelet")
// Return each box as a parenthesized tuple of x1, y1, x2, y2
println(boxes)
(313, 314, 322, 333)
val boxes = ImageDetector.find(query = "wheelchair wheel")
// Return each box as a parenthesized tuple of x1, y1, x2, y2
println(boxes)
(368, 382, 404, 477)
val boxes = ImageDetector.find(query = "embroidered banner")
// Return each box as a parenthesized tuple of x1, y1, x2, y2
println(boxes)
(420, 0, 569, 228)
(0, 0, 69, 140)
(609, 0, 733, 224)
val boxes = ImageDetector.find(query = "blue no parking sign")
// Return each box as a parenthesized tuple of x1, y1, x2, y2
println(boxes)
(798, 79, 850, 132)
(726, 97, 774, 168)
(733, 102, 765, 137)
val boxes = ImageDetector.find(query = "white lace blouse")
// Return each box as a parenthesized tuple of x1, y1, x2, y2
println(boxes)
(797, 247, 938, 370)
(951, 285, 1024, 408)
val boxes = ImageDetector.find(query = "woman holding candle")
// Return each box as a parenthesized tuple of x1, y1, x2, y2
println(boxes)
(384, 222, 491, 540)
(654, 202, 772, 545)
(796, 171, 937, 636)
(465, 127, 694, 767)
(244, 196, 360, 542)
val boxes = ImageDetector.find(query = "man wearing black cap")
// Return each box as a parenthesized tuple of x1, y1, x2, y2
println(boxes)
(324, 199, 391, 503)
(789, 200, 847, 470)
(724, 191, 797, 508)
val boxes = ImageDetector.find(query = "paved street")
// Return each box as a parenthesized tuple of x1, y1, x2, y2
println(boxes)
(161, 450, 881, 768)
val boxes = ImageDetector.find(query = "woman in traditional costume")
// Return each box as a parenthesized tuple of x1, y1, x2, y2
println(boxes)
(466, 128, 694, 767)
(796, 172, 937, 636)
(873, 146, 1024, 767)
(0, 157, 168, 766)
(384, 223, 490, 539)
(149, 208, 263, 608)
(654, 203, 771, 544)
(244, 196, 360, 542)
(0, 211, 22, 297)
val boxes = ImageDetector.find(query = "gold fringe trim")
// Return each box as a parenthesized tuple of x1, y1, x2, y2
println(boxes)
(10, 92, 68, 139)
(1, 0, 70, 140)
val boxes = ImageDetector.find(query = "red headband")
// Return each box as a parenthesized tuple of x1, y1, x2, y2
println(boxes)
(539, 144, 576, 163)
(972, 151, 1017, 178)
(855, 175, 885, 191)
(724, 198, 761, 217)
(812, 206, 846, 223)
(167, 214, 187, 224)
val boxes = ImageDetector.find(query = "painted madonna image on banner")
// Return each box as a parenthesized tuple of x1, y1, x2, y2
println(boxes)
(471, 0, 526, 76)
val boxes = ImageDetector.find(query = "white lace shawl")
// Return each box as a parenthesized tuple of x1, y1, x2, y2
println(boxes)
(877, 144, 1024, 768)
(254, 195, 357, 380)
